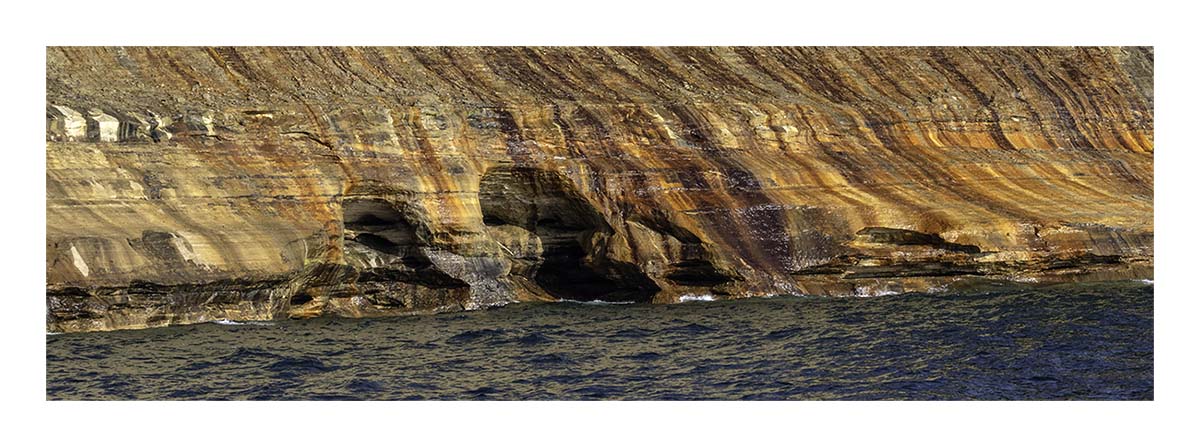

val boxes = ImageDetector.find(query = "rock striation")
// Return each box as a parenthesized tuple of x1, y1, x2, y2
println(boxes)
(46, 47, 1153, 332)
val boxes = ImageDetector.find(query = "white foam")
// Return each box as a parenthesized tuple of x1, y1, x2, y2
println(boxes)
(211, 319, 276, 326)
(678, 294, 715, 302)
(1140, 279, 1154, 285)
(46, 332, 62, 336)
(558, 299, 635, 305)
(852, 287, 900, 297)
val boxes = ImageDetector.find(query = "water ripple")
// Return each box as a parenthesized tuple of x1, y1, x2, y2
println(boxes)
(46, 280, 1153, 400)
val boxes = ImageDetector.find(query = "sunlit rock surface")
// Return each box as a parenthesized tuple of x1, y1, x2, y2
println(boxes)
(46, 47, 1153, 332)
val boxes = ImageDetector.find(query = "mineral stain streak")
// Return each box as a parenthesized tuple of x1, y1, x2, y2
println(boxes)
(46, 47, 1153, 333)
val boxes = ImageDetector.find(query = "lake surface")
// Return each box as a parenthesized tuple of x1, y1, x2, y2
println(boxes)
(46, 280, 1153, 400)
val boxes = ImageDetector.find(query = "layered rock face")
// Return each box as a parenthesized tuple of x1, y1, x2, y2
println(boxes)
(46, 47, 1153, 332)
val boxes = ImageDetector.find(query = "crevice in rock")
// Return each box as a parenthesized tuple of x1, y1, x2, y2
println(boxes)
(281, 130, 334, 150)
(664, 260, 731, 286)
(1043, 253, 1122, 270)
(843, 261, 983, 279)
(479, 166, 659, 302)
(856, 227, 981, 254)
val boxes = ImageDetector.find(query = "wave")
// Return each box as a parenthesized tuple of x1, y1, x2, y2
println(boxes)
(558, 299, 635, 305)
(678, 294, 715, 302)
(852, 287, 900, 297)
(1139, 279, 1154, 285)
(210, 319, 276, 326)
(447, 328, 508, 344)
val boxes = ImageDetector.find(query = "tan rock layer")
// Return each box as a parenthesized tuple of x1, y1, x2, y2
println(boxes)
(46, 47, 1153, 332)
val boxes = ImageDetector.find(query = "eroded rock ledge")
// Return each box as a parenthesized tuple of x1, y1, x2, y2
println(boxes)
(46, 47, 1153, 332)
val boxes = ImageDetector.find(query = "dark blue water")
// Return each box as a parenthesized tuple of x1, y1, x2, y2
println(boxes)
(46, 280, 1153, 400)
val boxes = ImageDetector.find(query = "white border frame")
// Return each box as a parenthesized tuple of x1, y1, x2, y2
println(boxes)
(6, 1, 1192, 446)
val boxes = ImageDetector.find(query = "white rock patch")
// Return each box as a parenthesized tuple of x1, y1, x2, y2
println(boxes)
(70, 245, 89, 277)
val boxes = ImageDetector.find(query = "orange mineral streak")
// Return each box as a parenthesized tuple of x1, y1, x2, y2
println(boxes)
(46, 47, 1152, 332)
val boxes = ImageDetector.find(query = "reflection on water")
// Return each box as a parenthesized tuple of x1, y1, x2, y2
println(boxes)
(46, 281, 1152, 400)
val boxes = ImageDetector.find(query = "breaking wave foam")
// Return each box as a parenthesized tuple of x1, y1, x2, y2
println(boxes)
(210, 319, 276, 326)
(679, 294, 715, 302)
(853, 287, 900, 297)
(558, 299, 635, 305)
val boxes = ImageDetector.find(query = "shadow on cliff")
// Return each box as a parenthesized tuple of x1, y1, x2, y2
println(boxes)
(478, 166, 659, 302)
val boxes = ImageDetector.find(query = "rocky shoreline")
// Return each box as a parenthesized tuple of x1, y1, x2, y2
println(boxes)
(47, 47, 1153, 333)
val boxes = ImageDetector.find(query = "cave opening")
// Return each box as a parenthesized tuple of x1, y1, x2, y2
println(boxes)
(342, 197, 433, 271)
(290, 292, 314, 306)
(479, 167, 658, 302)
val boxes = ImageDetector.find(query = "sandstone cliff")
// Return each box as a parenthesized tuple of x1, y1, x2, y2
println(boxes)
(46, 47, 1153, 332)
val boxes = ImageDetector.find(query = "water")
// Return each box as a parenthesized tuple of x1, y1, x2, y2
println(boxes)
(46, 281, 1153, 400)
